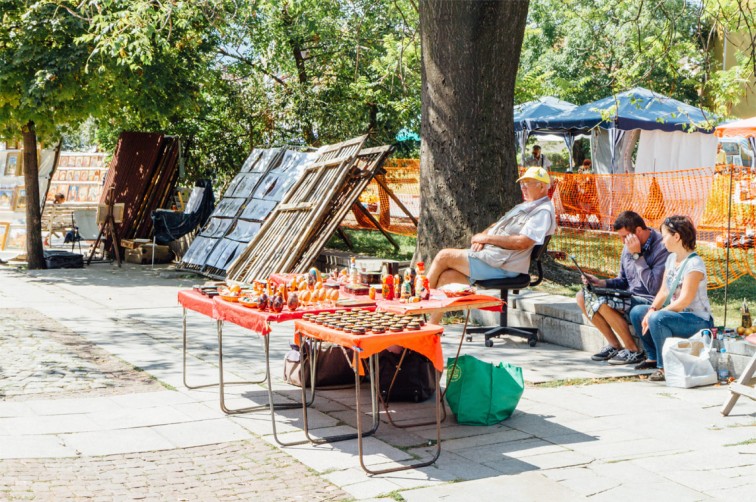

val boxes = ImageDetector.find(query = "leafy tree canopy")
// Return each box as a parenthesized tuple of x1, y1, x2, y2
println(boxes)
(517, 0, 756, 117)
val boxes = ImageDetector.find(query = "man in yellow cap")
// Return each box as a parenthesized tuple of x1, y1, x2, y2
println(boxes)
(426, 167, 556, 323)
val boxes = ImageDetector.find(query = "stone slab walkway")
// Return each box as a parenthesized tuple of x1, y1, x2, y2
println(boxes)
(0, 264, 754, 501)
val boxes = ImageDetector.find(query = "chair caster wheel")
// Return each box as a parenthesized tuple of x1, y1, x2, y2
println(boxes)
(529, 339, 537, 347)
(485, 339, 494, 348)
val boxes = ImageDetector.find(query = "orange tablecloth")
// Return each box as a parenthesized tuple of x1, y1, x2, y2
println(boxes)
(177, 289, 216, 318)
(295, 320, 444, 372)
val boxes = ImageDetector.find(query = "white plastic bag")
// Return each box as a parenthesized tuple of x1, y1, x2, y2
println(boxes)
(661, 331, 717, 388)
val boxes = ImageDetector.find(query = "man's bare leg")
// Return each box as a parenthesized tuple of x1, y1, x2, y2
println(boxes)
(427, 249, 471, 288)
(576, 291, 621, 348)
(428, 269, 469, 324)
(597, 304, 639, 352)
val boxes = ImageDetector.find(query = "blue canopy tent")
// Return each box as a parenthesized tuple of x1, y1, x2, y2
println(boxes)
(529, 87, 716, 174)
(514, 97, 577, 165)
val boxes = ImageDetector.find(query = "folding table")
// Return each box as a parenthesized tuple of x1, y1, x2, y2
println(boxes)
(177, 289, 262, 391)
(374, 293, 503, 426)
(294, 318, 445, 475)
(721, 333, 756, 416)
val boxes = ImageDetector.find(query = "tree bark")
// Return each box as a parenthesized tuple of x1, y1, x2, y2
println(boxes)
(22, 121, 46, 269)
(417, 0, 529, 262)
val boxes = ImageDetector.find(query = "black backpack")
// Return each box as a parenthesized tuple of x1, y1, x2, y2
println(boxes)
(378, 349, 437, 403)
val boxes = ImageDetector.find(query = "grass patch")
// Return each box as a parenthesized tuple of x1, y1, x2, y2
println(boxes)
(529, 376, 641, 387)
(378, 491, 405, 501)
(725, 438, 756, 447)
(326, 228, 416, 261)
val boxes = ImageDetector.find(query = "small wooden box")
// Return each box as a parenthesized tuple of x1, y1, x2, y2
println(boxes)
(125, 244, 173, 264)
(342, 283, 370, 296)
(122, 238, 152, 250)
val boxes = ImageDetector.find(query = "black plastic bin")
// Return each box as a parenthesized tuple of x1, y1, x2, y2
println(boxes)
(44, 250, 84, 269)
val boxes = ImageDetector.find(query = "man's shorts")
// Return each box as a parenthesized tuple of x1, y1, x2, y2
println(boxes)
(467, 253, 520, 285)
(584, 287, 651, 321)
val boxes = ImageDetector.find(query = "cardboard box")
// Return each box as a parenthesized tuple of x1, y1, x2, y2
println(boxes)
(125, 244, 173, 264)
(122, 238, 152, 250)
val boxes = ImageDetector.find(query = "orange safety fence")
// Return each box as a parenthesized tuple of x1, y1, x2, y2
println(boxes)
(341, 158, 420, 235)
(341, 160, 756, 288)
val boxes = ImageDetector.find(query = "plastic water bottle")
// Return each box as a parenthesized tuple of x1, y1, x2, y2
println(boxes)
(717, 348, 730, 385)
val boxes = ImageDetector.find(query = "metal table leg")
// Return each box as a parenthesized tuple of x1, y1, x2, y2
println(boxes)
(182, 308, 265, 390)
(218, 324, 314, 415)
(272, 336, 380, 447)
(358, 354, 442, 475)
(379, 310, 470, 429)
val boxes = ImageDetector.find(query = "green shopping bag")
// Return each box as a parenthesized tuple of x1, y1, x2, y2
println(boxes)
(444, 354, 524, 426)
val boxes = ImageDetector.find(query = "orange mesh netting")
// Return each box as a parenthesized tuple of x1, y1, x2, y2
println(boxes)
(342, 161, 756, 289)
(549, 166, 756, 288)
(340, 158, 419, 235)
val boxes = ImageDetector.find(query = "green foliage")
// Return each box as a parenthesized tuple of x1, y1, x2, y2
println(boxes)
(326, 229, 416, 261)
(1, 0, 218, 145)
(517, 0, 709, 106)
(0, 1, 92, 140)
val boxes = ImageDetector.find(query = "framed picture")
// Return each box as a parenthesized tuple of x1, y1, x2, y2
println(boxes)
(74, 156, 83, 167)
(12, 187, 26, 211)
(86, 185, 100, 202)
(77, 185, 89, 202)
(0, 222, 9, 250)
(82, 156, 91, 167)
(7, 226, 26, 249)
(4, 152, 21, 177)
(67, 185, 79, 202)
(0, 188, 13, 210)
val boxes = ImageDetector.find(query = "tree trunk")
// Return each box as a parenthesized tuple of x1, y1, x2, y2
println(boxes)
(417, 0, 529, 262)
(22, 121, 46, 269)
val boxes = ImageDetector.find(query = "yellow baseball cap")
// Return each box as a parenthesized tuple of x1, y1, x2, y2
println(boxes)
(516, 166, 550, 185)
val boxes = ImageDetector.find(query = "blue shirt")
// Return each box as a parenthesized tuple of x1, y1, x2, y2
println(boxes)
(605, 229, 669, 299)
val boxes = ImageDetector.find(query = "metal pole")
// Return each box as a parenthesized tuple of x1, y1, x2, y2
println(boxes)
(723, 168, 734, 328)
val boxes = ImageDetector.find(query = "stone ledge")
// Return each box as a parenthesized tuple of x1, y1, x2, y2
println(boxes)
(471, 288, 756, 377)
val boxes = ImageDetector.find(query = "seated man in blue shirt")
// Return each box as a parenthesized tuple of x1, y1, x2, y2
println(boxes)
(576, 211, 669, 365)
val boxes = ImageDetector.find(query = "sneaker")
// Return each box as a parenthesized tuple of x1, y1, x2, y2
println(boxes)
(608, 349, 646, 365)
(648, 369, 666, 381)
(591, 345, 620, 361)
(634, 360, 657, 370)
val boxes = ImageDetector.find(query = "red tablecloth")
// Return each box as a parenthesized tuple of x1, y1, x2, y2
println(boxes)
(212, 296, 376, 335)
(177, 289, 217, 318)
(375, 293, 502, 315)
(295, 320, 444, 373)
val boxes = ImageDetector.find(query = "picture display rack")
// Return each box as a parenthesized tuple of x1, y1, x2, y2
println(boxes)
(225, 135, 367, 283)
(47, 153, 109, 204)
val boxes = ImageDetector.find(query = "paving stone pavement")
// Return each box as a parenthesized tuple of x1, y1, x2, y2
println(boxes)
(0, 441, 348, 501)
(0, 308, 163, 400)
(1, 264, 755, 502)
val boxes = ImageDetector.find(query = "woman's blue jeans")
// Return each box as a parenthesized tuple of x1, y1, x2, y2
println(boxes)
(629, 306, 714, 368)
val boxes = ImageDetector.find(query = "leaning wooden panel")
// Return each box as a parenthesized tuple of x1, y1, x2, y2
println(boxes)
(226, 135, 367, 282)
(239, 144, 361, 278)
(293, 145, 394, 272)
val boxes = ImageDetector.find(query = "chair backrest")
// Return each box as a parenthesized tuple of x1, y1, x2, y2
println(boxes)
(529, 235, 551, 288)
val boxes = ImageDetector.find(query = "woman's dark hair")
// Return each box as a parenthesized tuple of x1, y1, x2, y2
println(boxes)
(662, 215, 696, 250)
(613, 211, 647, 232)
